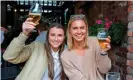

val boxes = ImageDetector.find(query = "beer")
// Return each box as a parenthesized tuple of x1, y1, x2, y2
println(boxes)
(98, 39, 107, 49)
(97, 28, 108, 49)
(29, 13, 41, 24)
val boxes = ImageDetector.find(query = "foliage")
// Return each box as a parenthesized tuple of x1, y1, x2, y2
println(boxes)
(89, 17, 126, 45)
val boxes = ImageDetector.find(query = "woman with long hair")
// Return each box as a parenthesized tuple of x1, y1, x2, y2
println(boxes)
(3, 18, 66, 80)
(61, 14, 111, 80)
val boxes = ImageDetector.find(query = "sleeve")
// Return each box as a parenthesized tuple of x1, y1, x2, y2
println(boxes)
(3, 33, 35, 64)
(61, 54, 87, 80)
(95, 37, 111, 74)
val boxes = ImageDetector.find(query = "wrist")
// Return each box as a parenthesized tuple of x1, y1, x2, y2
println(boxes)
(100, 52, 107, 56)
(22, 32, 29, 36)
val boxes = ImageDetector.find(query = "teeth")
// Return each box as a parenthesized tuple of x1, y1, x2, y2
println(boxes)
(53, 42, 58, 44)
(77, 35, 82, 37)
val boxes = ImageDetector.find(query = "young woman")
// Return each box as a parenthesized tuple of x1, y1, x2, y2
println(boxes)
(61, 15, 111, 80)
(3, 18, 66, 80)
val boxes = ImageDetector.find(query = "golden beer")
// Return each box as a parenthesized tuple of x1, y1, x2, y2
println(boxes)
(97, 28, 108, 49)
(29, 13, 41, 24)
(98, 39, 107, 49)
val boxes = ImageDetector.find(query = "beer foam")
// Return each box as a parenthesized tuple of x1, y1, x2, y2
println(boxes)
(29, 13, 41, 16)
(97, 37, 106, 40)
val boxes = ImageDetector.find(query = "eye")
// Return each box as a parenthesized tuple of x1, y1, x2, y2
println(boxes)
(50, 33, 55, 36)
(80, 26, 85, 29)
(72, 27, 77, 30)
(58, 34, 63, 37)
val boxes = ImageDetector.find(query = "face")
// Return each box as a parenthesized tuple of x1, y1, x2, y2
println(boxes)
(70, 20, 87, 43)
(49, 27, 65, 51)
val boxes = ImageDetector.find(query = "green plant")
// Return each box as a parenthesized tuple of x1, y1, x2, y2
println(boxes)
(89, 17, 126, 45)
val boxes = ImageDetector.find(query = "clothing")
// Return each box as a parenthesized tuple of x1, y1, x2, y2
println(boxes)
(1, 30, 4, 44)
(61, 37, 111, 80)
(52, 49, 62, 80)
(42, 49, 61, 80)
(35, 31, 47, 43)
(3, 33, 61, 80)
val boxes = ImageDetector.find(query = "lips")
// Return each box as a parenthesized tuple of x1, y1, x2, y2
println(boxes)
(75, 34, 83, 38)
(53, 42, 59, 45)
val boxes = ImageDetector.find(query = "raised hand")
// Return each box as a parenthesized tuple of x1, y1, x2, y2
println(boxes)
(101, 36, 111, 53)
(22, 18, 37, 36)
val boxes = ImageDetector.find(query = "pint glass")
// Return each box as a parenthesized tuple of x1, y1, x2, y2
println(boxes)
(97, 28, 108, 49)
(29, 3, 42, 24)
(106, 72, 120, 80)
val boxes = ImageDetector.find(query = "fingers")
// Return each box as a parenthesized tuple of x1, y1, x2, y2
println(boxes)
(108, 36, 111, 39)
(25, 18, 37, 26)
(25, 18, 33, 22)
(106, 43, 111, 49)
(24, 22, 36, 27)
(101, 43, 111, 52)
(1, 27, 6, 31)
(106, 36, 111, 43)
(23, 22, 36, 29)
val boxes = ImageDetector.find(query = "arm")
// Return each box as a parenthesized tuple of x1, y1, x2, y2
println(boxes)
(3, 18, 37, 64)
(61, 55, 87, 80)
(95, 38, 111, 74)
(3, 33, 35, 64)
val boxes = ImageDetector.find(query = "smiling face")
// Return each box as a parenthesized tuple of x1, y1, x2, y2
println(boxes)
(48, 27, 65, 51)
(70, 20, 87, 43)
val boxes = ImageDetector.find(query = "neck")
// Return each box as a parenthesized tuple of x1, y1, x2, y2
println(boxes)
(51, 47, 59, 52)
(73, 40, 85, 50)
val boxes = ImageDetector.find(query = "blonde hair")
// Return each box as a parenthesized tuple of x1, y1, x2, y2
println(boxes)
(67, 14, 89, 50)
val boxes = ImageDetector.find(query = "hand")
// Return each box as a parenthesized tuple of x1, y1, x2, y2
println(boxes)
(22, 18, 37, 36)
(0, 27, 8, 33)
(101, 36, 111, 52)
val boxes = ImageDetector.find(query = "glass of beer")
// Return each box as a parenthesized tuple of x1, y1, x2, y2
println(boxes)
(106, 72, 120, 80)
(29, 3, 42, 24)
(97, 28, 108, 49)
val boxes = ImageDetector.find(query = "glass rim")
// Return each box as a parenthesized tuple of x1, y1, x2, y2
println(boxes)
(107, 72, 120, 75)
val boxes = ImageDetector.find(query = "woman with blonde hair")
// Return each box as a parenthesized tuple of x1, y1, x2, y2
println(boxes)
(61, 14, 111, 80)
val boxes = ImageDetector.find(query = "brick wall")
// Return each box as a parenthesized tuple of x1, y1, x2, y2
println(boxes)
(126, 1, 133, 80)
(102, 1, 128, 80)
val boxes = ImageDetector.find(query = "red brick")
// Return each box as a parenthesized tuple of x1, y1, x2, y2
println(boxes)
(127, 45, 133, 53)
(128, 1, 133, 6)
(127, 60, 133, 68)
(128, 13, 133, 21)
(127, 67, 133, 75)
(116, 55, 126, 64)
(127, 52, 133, 60)
(128, 37, 133, 44)
(128, 5, 133, 13)
(126, 75, 133, 80)
(119, 47, 128, 53)
(128, 30, 133, 37)
(128, 22, 133, 29)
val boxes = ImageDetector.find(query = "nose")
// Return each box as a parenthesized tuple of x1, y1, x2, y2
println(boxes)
(77, 29, 81, 34)
(54, 36, 58, 42)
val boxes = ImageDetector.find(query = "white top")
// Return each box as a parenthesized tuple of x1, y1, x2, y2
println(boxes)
(1, 31, 4, 44)
(42, 49, 62, 80)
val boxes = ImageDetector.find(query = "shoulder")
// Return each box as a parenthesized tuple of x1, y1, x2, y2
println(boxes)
(32, 41, 44, 49)
(34, 41, 44, 45)
(61, 49, 72, 59)
(88, 36, 98, 41)
(88, 36, 98, 44)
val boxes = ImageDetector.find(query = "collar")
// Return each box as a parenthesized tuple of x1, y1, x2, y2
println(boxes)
(51, 49, 60, 60)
